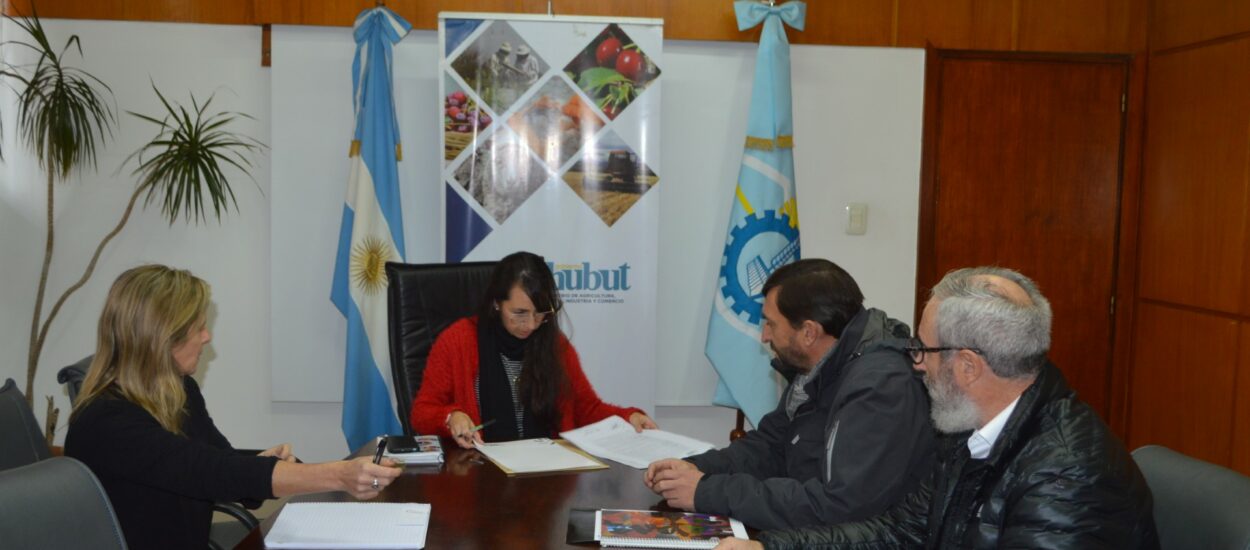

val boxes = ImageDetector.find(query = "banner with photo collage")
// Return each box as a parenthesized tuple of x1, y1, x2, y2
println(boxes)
(438, 14, 663, 411)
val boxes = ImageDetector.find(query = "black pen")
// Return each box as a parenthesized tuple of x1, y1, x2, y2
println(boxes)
(373, 436, 388, 464)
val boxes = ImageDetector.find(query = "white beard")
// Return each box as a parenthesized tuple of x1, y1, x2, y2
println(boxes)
(925, 363, 981, 434)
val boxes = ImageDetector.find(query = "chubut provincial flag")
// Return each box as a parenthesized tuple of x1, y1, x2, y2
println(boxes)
(331, 6, 411, 450)
(705, 1, 805, 426)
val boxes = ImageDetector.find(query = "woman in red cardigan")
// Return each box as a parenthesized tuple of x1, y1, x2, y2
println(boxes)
(411, 251, 657, 448)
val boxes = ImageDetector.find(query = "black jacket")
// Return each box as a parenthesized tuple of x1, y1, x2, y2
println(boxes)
(759, 362, 1160, 549)
(65, 377, 277, 550)
(688, 308, 936, 530)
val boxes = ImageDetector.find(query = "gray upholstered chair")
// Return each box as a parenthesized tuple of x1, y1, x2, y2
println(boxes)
(1133, 445, 1250, 550)
(0, 456, 128, 550)
(0, 378, 51, 471)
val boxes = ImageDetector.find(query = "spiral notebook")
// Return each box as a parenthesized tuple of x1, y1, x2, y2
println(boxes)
(594, 509, 747, 549)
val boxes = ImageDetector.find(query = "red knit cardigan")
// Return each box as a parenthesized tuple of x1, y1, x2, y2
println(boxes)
(410, 317, 642, 438)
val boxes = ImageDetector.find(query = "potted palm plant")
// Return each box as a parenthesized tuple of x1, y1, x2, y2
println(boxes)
(5, 10, 264, 442)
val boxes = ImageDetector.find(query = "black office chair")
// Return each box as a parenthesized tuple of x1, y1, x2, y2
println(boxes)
(386, 260, 497, 434)
(0, 456, 129, 550)
(56, 357, 260, 550)
(1133, 445, 1250, 550)
(0, 378, 51, 472)
(57, 355, 93, 403)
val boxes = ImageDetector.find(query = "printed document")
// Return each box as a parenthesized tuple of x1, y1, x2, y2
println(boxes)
(264, 502, 430, 549)
(560, 416, 716, 469)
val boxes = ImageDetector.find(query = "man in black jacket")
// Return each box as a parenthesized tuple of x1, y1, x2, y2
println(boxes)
(645, 259, 936, 530)
(715, 267, 1159, 549)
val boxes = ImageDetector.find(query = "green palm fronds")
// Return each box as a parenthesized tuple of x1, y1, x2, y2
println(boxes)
(126, 85, 265, 224)
(5, 11, 115, 178)
(5, 8, 265, 418)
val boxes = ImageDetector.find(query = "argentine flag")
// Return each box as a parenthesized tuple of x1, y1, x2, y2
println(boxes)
(331, 7, 411, 451)
(706, 1, 805, 426)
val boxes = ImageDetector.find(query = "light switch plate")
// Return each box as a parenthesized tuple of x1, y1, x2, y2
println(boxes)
(846, 203, 868, 235)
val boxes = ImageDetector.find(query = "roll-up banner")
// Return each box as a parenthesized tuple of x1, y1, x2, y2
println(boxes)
(438, 13, 663, 412)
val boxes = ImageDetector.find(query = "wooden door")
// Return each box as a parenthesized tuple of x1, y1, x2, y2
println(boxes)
(916, 51, 1129, 417)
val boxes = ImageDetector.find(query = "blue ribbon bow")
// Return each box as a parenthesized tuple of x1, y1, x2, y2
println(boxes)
(735, 1, 806, 32)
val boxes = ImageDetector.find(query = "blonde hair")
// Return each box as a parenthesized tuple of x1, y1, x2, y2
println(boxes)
(74, 264, 211, 434)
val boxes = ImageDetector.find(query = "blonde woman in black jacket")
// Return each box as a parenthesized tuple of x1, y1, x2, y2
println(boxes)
(66, 265, 402, 550)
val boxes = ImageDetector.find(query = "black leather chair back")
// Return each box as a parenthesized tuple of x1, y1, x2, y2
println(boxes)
(1133, 445, 1250, 550)
(0, 456, 129, 550)
(386, 261, 496, 434)
(0, 378, 51, 471)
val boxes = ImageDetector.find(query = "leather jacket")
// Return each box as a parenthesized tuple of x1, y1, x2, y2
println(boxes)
(759, 362, 1159, 549)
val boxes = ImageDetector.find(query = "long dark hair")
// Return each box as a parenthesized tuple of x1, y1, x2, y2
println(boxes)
(478, 251, 568, 430)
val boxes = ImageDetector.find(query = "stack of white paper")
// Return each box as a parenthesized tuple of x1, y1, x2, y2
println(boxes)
(264, 502, 431, 549)
(560, 416, 717, 469)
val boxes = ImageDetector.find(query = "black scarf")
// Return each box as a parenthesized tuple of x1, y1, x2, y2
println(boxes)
(477, 317, 552, 441)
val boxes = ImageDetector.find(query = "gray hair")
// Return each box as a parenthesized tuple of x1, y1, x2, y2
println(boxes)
(930, 267, 1052, 379)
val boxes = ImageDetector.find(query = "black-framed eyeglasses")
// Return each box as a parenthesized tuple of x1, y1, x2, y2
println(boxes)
(504, 306, 559, 325)
(902, 339, 984, 365)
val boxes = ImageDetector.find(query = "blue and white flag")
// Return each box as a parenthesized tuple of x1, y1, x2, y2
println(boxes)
(706, 1, 805, 426)
(331, 7, 411, 451)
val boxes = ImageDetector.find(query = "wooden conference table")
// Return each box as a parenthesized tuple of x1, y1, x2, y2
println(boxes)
(236, 440, 701, 549)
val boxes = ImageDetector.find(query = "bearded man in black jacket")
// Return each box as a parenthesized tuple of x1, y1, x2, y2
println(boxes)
(645, 259, 936, 530)
(715, 266, 1159, 550)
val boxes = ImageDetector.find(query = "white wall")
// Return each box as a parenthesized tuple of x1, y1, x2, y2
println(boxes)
(269, 27, 445, 404)
(0, 19, 354, 459)
(656, 41, 924, 404)
(269, 25, 924, 407)
(0, 18, 921, 463)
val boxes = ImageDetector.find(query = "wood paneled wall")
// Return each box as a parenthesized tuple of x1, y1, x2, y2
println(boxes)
(1128, 0, 1250, 474)
(9, 0, 1146, 52)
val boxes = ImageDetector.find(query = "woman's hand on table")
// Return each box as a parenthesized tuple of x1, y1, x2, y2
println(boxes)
(338, 457, 402, 499)
(629, 412, 658, 432)
(447, 410, 484, 449)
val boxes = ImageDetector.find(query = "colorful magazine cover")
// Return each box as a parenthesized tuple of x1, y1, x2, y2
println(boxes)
(599, 509, 736, 543)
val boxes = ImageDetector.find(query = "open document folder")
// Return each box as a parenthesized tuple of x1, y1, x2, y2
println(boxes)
(560, 416, 717, 469)
(264, 502, 431, 549)
(474, 438, 608, 475)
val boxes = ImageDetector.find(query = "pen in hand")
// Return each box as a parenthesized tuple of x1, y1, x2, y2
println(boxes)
(372, 436, 388, 465)
(454, 419, 496, 449)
